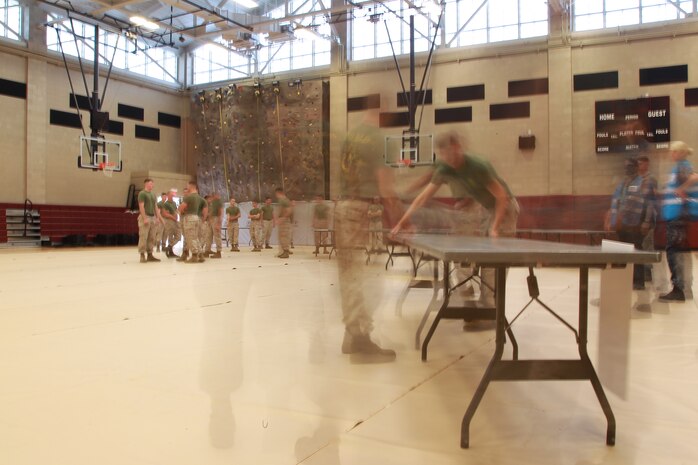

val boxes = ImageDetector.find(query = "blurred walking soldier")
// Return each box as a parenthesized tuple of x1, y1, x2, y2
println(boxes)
(336, 109, 401, 362)
(261, 197, 274, 249)
(312, 195, 330, 254)
(249, 201, 263, 252)
(275, 188, 293, 259)
(206, 193, 223, 258)
(179, 181, 208, 263)
(226, 198, 241, 251)
(161, 189, 181, 258)
(137, 178, 163, 263)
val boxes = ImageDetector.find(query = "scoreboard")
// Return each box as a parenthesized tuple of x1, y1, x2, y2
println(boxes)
(595, 96, 670, 154)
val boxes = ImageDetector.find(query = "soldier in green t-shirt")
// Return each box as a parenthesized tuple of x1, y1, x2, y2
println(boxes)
(274, 188, 293, 259)
(137, 178, 163, 263)
(178, 181, 208, 263)
(226, 198, 241, 251)
(391, 131, 519, 308)
(205, 193, 223, 258)
(248, 201, 263, 251)
(261, 197, 275, 249)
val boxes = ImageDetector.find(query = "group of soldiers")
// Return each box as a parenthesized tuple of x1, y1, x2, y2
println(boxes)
(137, 179, 296, 263)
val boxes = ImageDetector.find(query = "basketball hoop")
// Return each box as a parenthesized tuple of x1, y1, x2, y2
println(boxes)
(100, 161, 117, 178)
(399, 159, 412, 168)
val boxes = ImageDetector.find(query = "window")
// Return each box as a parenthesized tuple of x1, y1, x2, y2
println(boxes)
(192, 42, 251, 85)
(0, 0, 22, 42)
(46, 14, 179, 85)
(573, 0, 697, 32)
(351, 0, 548, 61)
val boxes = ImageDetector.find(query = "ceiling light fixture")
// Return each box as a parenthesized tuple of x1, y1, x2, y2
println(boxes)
(232, 0, 259, 8)
(130, 16, 159, 31)
(294, 26, 327, 42)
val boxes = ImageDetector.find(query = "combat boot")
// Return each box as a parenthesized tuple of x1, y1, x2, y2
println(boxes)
(233, 245, 240, 252)
(146, 253, 161, 262)
(277, 251, 290, 259)
(140, 253, 146, 263)
(210, 251, 221, 259)
(176, 250, 189, 262)
(265, 244, 272, 249)
(198, 253, 206, 263)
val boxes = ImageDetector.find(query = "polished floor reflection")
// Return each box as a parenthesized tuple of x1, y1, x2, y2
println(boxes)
(1, 246, 697, 465)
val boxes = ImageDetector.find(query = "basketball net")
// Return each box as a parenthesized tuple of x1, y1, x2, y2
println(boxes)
(100, 162, 117, 178)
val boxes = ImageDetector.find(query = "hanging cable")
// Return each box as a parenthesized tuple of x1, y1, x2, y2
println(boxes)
(55, 27, 89, 157)
(384, 19, 408, 103)
(275, 91, 285, 192)
(417, 10, 443, 134)
(256, 93, 262, 201)
(100, 33, 120, 104)
(68, 17, 94, 109)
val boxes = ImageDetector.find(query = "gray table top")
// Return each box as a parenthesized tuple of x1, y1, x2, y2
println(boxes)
(392, 233, 660, 266)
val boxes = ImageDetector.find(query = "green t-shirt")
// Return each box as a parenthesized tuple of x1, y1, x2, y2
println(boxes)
(340, 123, 383, 199)
(431, 153, 513, 211)
(313, 203, 329, 220)
(226, 206, 240, 222)
(261, 204, 274, 220)
(277, 197, 292, 219)
(209, 198, 223, 217)
(249, 207, 262, 221)
(182, 193, 206, 216)
(162, 200, 177, 216)
(138, 190, 157, 216)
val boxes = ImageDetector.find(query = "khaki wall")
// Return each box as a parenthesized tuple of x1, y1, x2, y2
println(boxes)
(0, 51, 190, 207)
(0, 51, 28, 203)
(331, 35, 698, 199)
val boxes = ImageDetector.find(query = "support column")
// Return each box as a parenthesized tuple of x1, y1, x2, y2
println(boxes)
(329, 75, 347, 200)
(25, 58, 48, 203)
(547, 9, 573, 194)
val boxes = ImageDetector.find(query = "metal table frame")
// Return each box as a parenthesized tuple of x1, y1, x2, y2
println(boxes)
(392, 234, 659, 449)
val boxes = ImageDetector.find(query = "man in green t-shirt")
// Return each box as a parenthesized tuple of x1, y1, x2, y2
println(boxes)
(312, 195, 331, 255)
(178, 181, 208, 263)
(205, 193, 223, 258)
(261, 197, 275, 249)
(137, 178, 163, 263)
(391, 131, 519, 307)
(274, 188, 293, 259)
(160, 189, 181, 258)
(226, 198, 241, 251)
(248, 201, 263, 252)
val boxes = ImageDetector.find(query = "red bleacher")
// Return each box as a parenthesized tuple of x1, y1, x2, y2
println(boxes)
(0, 203, 138, 245)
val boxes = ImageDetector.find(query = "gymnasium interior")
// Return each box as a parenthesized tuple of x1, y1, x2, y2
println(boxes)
(1, 1, 698, 464)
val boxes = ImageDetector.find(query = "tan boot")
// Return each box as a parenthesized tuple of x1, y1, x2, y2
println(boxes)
(210, 251, 221, 259)
(146, 253, 161, 262)
(140, 253, 146, 263)
(176, 250, 189, 262)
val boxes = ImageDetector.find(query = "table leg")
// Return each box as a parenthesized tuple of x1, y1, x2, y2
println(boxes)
(461, 266, 507, 448)
(421, 260, 450, 361)
(578, 266, 616, 445)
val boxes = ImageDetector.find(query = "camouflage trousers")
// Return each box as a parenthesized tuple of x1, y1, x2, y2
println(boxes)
(164, 218, 181, 247)
(335, 200, 375, 336)
(250, 221, 263, 248)
(183, 215, 203, 254)
(278, 218, 291, 252)
(263, 220, 273, 245)
(227, 221, 239, 247)
(137, 215, 158, 254)
(206, 218, 222, 252)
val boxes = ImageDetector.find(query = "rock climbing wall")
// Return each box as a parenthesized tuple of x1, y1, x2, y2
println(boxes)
(191, 80, 328, 202)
